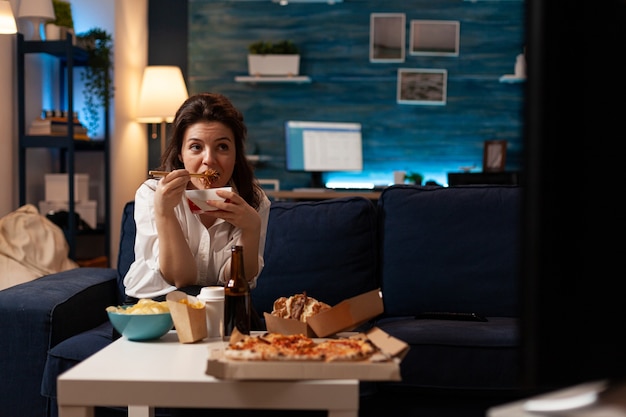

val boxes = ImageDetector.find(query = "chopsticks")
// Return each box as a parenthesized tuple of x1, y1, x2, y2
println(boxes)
(148, 170, 212, 179)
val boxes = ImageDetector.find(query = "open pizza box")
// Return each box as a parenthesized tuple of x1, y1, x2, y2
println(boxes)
(205, 326, 409, 380)
(263, 288, 385, 338)
(166, 291, 207, 344)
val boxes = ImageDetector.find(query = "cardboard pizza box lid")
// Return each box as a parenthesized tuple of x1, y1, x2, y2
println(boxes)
(205, 327, 406, 381)
(365, 327, 410, 359)
(166, 291, 207, 344)
(307, 289, 384, 337)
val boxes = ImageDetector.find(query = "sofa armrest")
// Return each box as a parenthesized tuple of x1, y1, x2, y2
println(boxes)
(0, 267, 118, 416)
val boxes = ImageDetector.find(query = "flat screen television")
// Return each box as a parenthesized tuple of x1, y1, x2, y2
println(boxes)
(520, 0, 626, 398)
(284, 121, 363, 188)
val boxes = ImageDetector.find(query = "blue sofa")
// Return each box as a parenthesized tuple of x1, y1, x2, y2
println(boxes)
(0, 184, 522, 417)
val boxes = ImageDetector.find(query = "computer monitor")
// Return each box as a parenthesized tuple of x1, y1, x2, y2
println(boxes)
(285, 121, 363, 188)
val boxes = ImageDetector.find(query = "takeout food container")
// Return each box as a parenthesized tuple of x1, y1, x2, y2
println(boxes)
(205, 327, 409, 381)
(166, 291, 207, 343)
(185, 187, 232, 213)
(264, 288, 384, 338)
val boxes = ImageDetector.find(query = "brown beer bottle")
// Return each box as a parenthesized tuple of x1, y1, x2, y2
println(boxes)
(223, 245, 251, 339)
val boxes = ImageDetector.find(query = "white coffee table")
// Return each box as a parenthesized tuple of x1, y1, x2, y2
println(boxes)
(57, 331, 359, 417)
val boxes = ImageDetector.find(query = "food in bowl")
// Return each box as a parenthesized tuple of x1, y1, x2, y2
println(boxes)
(106, 298, 170, 314)
(106, 299, 173, 341)
(185, 187, 232, 213)
(148, 169, 220, 188)
(198, 168, 220, 188)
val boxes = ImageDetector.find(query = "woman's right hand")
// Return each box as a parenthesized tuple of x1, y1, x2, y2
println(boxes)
(154, 169, 190, 216)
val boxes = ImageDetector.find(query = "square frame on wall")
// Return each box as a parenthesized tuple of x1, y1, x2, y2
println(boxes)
(370, 13, 406, 63)
(410, 20, 460, 57)
(397, 68, 447, 105)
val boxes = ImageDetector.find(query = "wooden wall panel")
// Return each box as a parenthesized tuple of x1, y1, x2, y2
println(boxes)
(188, 0, 524, 188)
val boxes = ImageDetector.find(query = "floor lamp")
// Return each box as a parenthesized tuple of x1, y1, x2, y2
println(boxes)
(137, 66, 189, 156)
(0, 1, 17, 34)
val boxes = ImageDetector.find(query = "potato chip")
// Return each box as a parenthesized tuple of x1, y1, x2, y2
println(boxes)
(106, 299, 170, 314)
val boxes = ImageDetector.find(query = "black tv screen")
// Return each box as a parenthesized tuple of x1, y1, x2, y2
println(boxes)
(520, 0, 626, 393)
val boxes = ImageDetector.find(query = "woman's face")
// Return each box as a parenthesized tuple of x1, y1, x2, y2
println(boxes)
(180, 121, 236, 189)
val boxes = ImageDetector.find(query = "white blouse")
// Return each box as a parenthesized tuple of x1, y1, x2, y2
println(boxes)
(123, 179, 271, 299)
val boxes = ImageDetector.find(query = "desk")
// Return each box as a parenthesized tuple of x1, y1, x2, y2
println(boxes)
(267, 190, 382, 201)
(57, 332, 359, 417)
(447, 171, 521, 186)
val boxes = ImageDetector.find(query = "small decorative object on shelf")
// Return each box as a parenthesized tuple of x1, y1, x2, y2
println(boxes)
(483, 140, 508, 172)
(17, 0, 55, 41)
(27, 110, 89, 140)
(45, 0, 74, 41)
(247, 40, 300, 77)
(499, 49, 526, 83)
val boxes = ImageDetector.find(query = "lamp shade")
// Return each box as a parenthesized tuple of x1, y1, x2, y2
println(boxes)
(137, 66, 189, 123)
(17, 0, 54, 19)
(0, 1, 17, 34)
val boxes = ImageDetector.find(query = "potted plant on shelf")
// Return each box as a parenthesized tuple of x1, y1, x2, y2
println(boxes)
(76, 28, 114, 137)
(45, 0, 74, 41)
(404, 172, 423, 185)
(247, 40, 300, 77)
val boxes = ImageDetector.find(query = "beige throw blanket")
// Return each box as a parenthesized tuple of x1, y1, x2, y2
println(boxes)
(0, 204, 78, 291)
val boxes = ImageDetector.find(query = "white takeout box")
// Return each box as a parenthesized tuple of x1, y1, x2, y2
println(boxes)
(185, 187, 232, 213)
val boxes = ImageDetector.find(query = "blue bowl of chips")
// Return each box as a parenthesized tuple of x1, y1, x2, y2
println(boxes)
(106, 300, 173, 341)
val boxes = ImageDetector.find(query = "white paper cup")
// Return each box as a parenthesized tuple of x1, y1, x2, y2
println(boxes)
(197, 286, 225, 340)
(185, 187, 232, 213)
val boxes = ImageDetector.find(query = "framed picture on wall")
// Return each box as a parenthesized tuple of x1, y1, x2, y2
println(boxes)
(410, 20, 460, 57)
(483, 140, 508, 172)
(370, 13, 406, 63)
(397, 68, 447, 105)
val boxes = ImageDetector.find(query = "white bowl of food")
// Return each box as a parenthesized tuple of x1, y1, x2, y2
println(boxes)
(186, 187, 232, 213)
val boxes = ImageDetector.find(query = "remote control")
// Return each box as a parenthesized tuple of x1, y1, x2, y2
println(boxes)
(414, 312, 488, 322)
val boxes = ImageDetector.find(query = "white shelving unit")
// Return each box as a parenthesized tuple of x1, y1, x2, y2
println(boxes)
(235, 75, 312, 83)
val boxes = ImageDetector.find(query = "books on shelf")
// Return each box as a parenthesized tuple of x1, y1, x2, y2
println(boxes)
(27, 116, 90, 140)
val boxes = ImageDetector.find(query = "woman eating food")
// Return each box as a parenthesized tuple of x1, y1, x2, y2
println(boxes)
(122, 92, 271, 305)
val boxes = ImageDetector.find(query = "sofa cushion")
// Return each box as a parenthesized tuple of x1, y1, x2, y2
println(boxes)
(378, 185, 520, 317)
(375, 316, 519, 390)
(116, 201, 136, 303)
(252, 196, 379, 316)
(41, 321, 116, 400)
(0, 267, 118, 417)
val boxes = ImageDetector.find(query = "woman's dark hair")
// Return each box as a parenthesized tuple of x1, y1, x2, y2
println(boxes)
(158, 92, 263, 209)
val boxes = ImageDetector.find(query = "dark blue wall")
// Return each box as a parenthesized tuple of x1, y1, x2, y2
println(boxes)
(187, 0, 525, 188)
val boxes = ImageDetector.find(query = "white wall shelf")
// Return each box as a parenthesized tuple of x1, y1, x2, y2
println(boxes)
(499, 74, 526, 83)
(235, 75, 312, 84)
